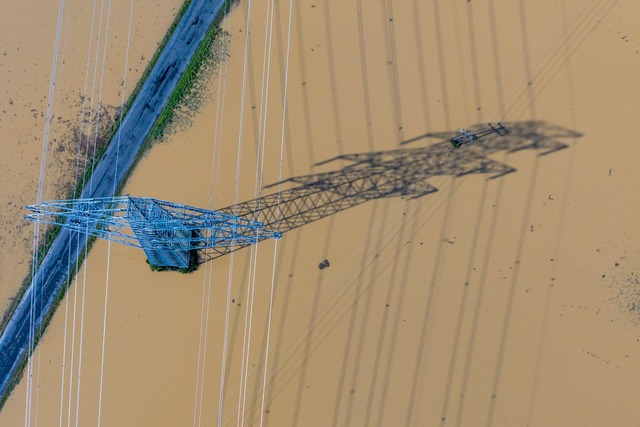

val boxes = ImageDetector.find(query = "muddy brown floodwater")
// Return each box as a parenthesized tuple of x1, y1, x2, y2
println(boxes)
(2, 0, 640, 426)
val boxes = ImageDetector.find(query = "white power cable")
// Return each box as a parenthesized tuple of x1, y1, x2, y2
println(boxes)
(31, 0, 73, 423)
(193, 5, 234, 426)
(56, 1, 98, 424)
(238, 0, 275, 424)
(217, 1, 255, 425)
(95, 1, 114, 425)
(258, 0, 293, 424)
(26, 0, 66, 425)
(63, 1, 108, 422)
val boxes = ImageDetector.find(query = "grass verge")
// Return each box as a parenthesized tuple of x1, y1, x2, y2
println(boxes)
(147, 249, 200, 274)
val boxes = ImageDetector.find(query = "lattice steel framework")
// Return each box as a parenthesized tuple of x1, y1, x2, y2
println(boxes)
(25, 196, 282, 268)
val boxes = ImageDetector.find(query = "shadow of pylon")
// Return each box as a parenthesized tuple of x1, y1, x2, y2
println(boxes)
(196, 120, 581, 264)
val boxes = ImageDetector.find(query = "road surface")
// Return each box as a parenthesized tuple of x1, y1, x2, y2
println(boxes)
(0, 0, 226, 402)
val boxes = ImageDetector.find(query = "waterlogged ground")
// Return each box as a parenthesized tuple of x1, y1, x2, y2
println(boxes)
(2, 0, 640, 426)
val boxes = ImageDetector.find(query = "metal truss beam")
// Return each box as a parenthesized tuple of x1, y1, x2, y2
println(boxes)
(25, 196, 282, 268)
(25, 121, 580, 268)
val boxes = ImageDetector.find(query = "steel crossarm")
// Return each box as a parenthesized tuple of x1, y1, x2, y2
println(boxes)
(25, 196, 282, 266)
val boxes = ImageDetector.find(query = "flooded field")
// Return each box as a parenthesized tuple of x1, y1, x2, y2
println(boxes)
(1, 0, 640, 425)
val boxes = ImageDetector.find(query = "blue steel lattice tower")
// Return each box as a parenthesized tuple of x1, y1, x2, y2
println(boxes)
(25, 196, 282, 268)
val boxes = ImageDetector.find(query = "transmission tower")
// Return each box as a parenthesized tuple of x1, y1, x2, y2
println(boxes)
(25, 196, 282, 268)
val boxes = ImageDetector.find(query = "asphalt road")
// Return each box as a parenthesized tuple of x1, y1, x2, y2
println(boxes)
(0, 0, 225, 401)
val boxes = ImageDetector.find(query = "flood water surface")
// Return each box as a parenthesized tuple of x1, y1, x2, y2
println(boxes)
(2, 0, 640, 426)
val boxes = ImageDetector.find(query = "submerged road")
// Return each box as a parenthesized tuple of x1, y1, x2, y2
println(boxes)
(0, 0, 225, 402)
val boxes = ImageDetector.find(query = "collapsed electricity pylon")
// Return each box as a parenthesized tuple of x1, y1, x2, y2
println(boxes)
(24, 196, 282, 268)
(25, 120, 580, 269)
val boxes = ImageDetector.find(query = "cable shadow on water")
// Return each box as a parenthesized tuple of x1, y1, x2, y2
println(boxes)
(331, 1, 378, 424)
(197, 120, 580, 266)
(204, 120, 579, 424)
(211, 122, 581, 425)
(437, 3, 486, 425)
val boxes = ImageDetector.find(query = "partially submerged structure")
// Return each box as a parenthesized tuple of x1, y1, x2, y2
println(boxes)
(25, 196, 282, 268)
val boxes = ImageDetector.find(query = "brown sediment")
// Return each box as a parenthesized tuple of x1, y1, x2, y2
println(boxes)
(2, 0, 640, 426)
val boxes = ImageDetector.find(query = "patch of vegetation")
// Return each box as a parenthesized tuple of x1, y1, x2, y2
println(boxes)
(150, 17, 230, 140)
(608, 270, 640, 325)
(146, 249, 200, 274)
(122, 0, 194, 116)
